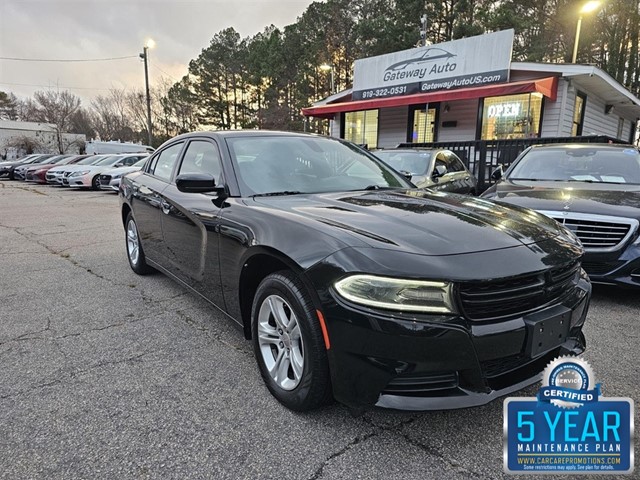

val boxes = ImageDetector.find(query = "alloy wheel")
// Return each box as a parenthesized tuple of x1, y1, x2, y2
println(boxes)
(257, 294, 305, 390)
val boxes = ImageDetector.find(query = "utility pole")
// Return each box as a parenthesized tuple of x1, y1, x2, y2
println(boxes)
(140, 41, 154, 147)
(420, 14, 428, 47)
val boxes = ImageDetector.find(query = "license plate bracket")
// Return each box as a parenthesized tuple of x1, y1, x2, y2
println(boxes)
(524, 306, 571, 357)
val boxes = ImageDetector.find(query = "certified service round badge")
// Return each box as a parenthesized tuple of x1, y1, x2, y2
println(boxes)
(540, 356, 598, 408)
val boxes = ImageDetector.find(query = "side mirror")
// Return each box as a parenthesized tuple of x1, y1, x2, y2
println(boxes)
(432, 164, 447, 178)
(176, 173, 223, 194)
(114, 163, 124, 168)
(491, 165, 504, 181)
(399, 170, 412, 181)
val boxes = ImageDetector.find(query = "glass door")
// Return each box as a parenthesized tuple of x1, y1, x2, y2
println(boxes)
(409, 105, 438, 143)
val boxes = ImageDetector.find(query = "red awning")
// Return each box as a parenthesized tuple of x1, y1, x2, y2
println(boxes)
(302, 77, 558, 119)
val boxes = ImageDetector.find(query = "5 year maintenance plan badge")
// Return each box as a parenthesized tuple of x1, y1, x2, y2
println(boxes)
(504, 356, 634, 474)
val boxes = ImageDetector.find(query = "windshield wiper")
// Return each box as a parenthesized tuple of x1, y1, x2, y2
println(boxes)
(567, 179, 595, 183)
(251, 190, 303, 197)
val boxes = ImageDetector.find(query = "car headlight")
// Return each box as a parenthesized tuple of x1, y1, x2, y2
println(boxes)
(334, 274, 456, 313)
(112, 174, 122, 179)
(70, 170, 90, 177)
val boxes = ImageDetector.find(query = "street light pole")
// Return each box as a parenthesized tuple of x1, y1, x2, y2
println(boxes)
(139, 40, 154, 146)
(319, 63, 334, 95)
(572, 15, 583, 64)
(572, 1, 601, 63)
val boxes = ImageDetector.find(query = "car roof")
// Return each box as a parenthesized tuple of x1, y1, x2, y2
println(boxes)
(528, 143, 637, 150)
(164, 130, 327, 143)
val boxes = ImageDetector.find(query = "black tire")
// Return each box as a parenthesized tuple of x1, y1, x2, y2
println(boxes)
(251, 271, 332, 411)
(125, 212, 153, 275)
(91, 175, 100, 190)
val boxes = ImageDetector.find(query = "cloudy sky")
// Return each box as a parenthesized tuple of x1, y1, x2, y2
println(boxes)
(0, 0, 315, 103)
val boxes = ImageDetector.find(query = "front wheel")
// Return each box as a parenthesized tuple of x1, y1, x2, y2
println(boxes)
(91, 175, 100, 190)
(125, 212, 153, 275)
(251, 271, 332, 411)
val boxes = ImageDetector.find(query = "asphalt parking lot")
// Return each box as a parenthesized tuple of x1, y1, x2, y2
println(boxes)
(0, 180, 638, 479)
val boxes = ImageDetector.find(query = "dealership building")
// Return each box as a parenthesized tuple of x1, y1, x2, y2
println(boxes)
(303, 29, 640, 150)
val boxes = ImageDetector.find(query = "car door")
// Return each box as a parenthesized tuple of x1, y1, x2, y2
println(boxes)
(159, 139, 226, 308)
(129, 141, 185, 259)
(443, 151, 475, 194)
(430, 151, 474, 194)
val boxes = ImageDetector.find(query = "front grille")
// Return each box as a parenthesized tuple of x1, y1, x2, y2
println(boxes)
(582, 261, 624, 276)
(481, 354, 527, 378)
(63, 171, 72, 177)
(383, 372, 458, 395)
(540, 211, 637, 251)
(99, 175, 111, 184)
(458, 261, 580, 321)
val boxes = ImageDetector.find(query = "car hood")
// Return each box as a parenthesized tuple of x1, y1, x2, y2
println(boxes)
(486, 180, 640, 220)
(49, 164, 90, 173)
(253, 189, 567, 256)
(103, 165, 141, 176)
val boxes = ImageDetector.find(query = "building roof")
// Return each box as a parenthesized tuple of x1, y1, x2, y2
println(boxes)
(0, 120, 57, 132)
(512, 62, 640, 118)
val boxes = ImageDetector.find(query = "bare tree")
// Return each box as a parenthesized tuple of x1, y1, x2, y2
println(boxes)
(19, 90, 83, 153)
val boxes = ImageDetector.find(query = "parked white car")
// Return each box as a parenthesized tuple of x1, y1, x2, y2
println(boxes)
(98, 157, 148, 192)
(46, 155, 110, 185)
(66, 154, 146, 189)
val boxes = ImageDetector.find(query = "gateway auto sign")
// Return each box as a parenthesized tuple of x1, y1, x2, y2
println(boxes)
(352, 29, 514, 100)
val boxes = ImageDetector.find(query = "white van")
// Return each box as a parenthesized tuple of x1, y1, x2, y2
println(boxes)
(85, 141, 154, 155)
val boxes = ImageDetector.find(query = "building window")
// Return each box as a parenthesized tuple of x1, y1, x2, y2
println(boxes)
(408, 105, 438, 143)
(344, 110, 378, 148)
(617, 117, 624, 140)
(572, 92, 586, 136)
(480, 93, 543, 140)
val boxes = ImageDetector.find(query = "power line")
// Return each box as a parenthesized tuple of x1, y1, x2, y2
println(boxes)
(151, 63, 180, 82)
(0, 55, 138, 63)
(0, 81, 115, 92)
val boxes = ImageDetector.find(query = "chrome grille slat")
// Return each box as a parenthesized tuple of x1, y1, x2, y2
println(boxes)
(537, 210, 639, 253)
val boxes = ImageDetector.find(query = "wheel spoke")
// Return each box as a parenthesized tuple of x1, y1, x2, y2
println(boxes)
(290, 347, 303, 380)
(289, 321, 301, 341)
(267, 296, 289, 330)
(257, 322, 279, 346)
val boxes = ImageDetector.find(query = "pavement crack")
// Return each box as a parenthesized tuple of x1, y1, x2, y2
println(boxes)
(307, 432, 378, 480)
(0, 318, 52, 346)
(0, 351, 156, 400)
(399, 433, 485, 478)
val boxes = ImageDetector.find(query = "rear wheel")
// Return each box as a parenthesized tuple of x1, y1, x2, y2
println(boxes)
(251, 271, 332, 411)
(125, 212, 153, 275)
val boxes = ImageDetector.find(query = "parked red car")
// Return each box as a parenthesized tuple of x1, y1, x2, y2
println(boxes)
(25, 155, 89, 183)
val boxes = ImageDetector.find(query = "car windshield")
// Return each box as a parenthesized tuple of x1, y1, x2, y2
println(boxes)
(95, 155, 122, 166)
(509, 147, 640, 185)
(132, 158, 147, 167)
(76, 155, 104, 165)
(374, 150, 431, 175)
(227, 135, 412, 196)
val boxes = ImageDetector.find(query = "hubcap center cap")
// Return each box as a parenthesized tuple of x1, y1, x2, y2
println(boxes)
(281, 333, 292, 349)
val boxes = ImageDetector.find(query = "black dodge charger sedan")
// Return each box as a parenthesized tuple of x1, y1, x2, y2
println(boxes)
(483, 144, 640, 287)
(119, 131, 591, 412)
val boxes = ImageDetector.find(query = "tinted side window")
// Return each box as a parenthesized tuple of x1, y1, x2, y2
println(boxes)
(434, 152, 447, 173)
(149, 142, 184, 182)
(178, 141, 222, 179)
(446, 152, 466, 173)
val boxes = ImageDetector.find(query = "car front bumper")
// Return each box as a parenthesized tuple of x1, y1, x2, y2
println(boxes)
(99, 177, 120, 192)
(67, 173, 93, 187)
(309, 266, 591, 411)
(581, 243, 640, 287)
